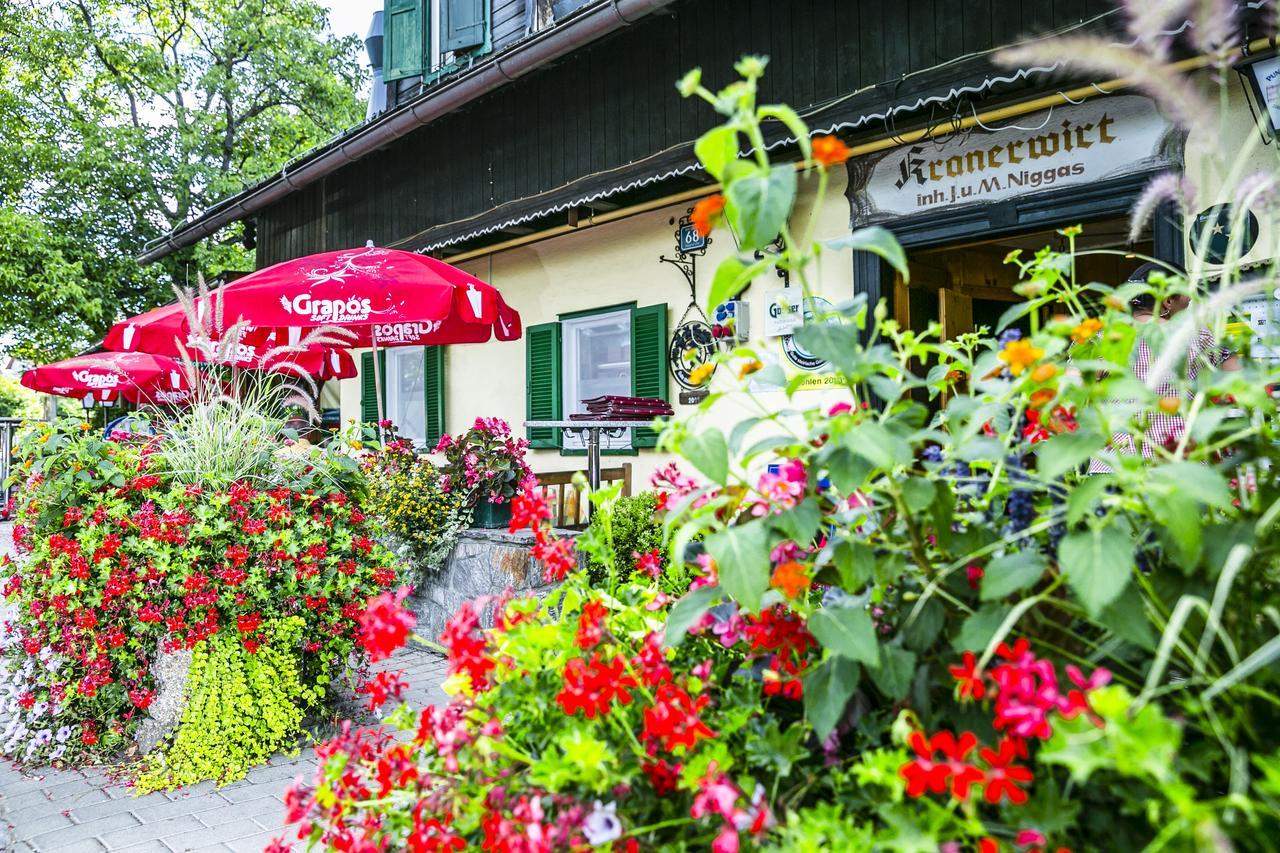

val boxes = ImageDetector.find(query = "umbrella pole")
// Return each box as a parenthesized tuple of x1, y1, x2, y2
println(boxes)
(371, 331, 385, 443)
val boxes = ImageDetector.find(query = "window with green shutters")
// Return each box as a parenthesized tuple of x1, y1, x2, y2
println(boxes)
(629, 303, 668, 448)
(525, 322, 562, 449)
(442, 0, 487, 52)
(360, 347, 445, 450)
(525, 304, 669, 452)
(384, 0, 426, 81)
(422, 345, 446, 448)
(360, 351, 387, 423)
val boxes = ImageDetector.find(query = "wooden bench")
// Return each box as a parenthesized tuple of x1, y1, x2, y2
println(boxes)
(534, 463, 632, 529)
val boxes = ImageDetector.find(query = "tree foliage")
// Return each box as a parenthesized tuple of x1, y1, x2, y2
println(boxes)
(0, 0, 366, 360)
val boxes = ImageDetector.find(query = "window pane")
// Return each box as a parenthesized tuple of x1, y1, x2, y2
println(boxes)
(561, 310, 632, 450)
(388, 347, 427, 447)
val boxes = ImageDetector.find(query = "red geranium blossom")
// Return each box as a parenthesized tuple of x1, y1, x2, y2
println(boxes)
(439, 600, 495, 689)
(556, 654, 637, 719)
(949, 651, 986, 700)
(575, 600, 608, 650)
(980, 738, 1034, 805)
(642, 683, 715, 752)
(359, 586, 416, 662)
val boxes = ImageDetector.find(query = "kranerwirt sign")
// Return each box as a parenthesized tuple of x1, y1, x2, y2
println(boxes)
(857, 96, 1173, 220)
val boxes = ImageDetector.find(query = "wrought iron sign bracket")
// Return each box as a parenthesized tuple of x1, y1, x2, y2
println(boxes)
(660, 208, 711, 305)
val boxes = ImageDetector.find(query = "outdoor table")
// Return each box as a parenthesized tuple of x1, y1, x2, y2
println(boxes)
(523, 419, 656, 513)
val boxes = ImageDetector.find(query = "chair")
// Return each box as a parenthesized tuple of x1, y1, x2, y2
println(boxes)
(534, 463, 632, 529)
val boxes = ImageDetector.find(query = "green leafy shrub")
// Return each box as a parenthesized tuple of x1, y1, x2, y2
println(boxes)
(584, 492, 669, 587)
(135, 618, 312, 792)
(361, 425, 470, 571)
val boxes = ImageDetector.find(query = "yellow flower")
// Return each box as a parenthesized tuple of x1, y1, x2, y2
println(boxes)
(738, 359, 763, 380)
(79, 422, 91, 432)
(688, 362, 715, 387)
(998, 339, 1044, 377)
(1071, 317, 1103, 345)
(1158, 397, 1181, 414)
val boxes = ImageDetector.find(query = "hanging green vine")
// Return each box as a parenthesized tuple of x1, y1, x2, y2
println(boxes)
(135, 618, 318, 792)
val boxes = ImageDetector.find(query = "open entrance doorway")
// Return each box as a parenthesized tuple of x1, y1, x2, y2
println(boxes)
(892, 216, 1154, 340)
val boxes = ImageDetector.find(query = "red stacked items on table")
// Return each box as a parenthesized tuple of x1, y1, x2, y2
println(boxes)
(569, 395, 674, 421)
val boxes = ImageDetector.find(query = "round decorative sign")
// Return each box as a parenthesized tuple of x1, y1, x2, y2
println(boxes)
(669, 319, 717, 390)
(780, 297, 836, 371)
(1190, 203, 1259, 265)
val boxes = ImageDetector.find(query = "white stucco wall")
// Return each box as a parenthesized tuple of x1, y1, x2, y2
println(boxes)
(1182, 75, 1280, 268)
(338, 166, 858, 487)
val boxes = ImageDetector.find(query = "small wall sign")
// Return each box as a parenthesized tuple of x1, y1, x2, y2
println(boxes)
(668, 318, 717, 391)
(764, 288, 803, 337)
(1190, 203, 1259, 265)
(780, 297, 836, 372)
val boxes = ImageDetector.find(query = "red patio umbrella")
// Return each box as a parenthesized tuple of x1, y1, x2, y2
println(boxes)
(22, 352, 192, 405)
(211, 243, 523, 424)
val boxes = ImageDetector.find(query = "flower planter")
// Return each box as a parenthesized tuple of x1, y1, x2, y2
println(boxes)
(471, 500, 512, 529)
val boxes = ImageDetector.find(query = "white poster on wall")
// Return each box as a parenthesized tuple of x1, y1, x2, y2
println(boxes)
(859, 95, 1173, 220)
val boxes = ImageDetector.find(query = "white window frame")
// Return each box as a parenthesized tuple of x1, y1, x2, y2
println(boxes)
(386, 346, 427, 448)
(561, 309, 632, 451)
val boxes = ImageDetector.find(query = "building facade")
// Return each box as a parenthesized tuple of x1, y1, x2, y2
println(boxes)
(140, 0, 1280, 486)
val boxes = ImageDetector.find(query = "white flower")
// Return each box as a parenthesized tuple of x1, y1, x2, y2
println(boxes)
(49, 744, 66, 761)
(3, 739, 16, 754)
(28, 701, 48, 720)
(55, 726, 72, 743)
(582, 801, 622, 846)
(33, 728, 52, 746)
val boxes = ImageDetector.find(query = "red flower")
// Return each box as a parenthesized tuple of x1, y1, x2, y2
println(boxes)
(129, 688, 156, 710)
(949, 651, 986, 701)
(508, 480, 552, 533)
(237, 612, 262, 634)
(900, 730, 949, 798)
(439, 601, 495, 689)
(631, 631, 674, 687)
(642, 683, 715, 752)
(530, 531, 576, 582)
(361, 669, 407, 710)
(690, 194, 726, 238)
(225, 545, 250, 567)
(242, 518, 267, 535)
(575, 600, 608, 650)
(980, 738, 1034, 805)
(80, 725, 98, 745)
(634, 547, 663, 578)
(643, 758, 681, 795)
(359, 586, 416, 662)
(556, 654, 638, 718)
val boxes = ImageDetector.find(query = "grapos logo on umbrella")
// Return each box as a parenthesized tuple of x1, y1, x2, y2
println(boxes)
(70, 370, 121, 389)
(279, 293, 374, 323)
(373, 321, 442, 343)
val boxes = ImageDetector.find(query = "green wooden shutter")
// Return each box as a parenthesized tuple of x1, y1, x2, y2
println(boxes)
(384, 0, 426, 81)
(360, 351, 387, 423)
(442, 0, 486, 52)
(423, 346, 446, 448)
(525, 321, 561, 449)
(630, 303, 668, 448)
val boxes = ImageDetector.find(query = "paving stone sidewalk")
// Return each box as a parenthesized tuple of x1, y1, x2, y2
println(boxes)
(0, 522, 451, 853)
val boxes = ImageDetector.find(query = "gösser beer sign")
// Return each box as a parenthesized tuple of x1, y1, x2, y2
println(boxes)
(860, 96, 1172, 218)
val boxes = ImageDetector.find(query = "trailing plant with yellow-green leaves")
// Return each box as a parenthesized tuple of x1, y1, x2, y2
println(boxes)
(135, 618, 313, 792)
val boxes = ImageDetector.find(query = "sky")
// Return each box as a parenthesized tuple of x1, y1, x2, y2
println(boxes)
(325, 0, 385, 45)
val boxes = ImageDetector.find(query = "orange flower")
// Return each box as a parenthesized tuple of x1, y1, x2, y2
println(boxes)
(811, 135, 852, 167)
(690, 194, 726, 237)
(1030, 363, 1057, 383)
(770, 561, 811, 599)
(1158, 396, 1181, 414)
(1071, 317, 1103, 345)
(1028, 388, 1055, 409)
(998, 339, 1044, 377)
(738, 359, 763, 380)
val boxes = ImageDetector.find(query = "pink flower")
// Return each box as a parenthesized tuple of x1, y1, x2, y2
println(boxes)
(752, 459, 806, 516)
(826, 401, 853, 416)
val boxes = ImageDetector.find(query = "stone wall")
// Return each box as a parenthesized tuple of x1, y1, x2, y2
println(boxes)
(407, 528, 576, 639)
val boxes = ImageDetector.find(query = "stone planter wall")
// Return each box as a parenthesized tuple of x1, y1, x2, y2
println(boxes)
(407, 528, 578, 640)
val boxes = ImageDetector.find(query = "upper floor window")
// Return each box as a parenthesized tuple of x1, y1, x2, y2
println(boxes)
(385, 0, 490, 83)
